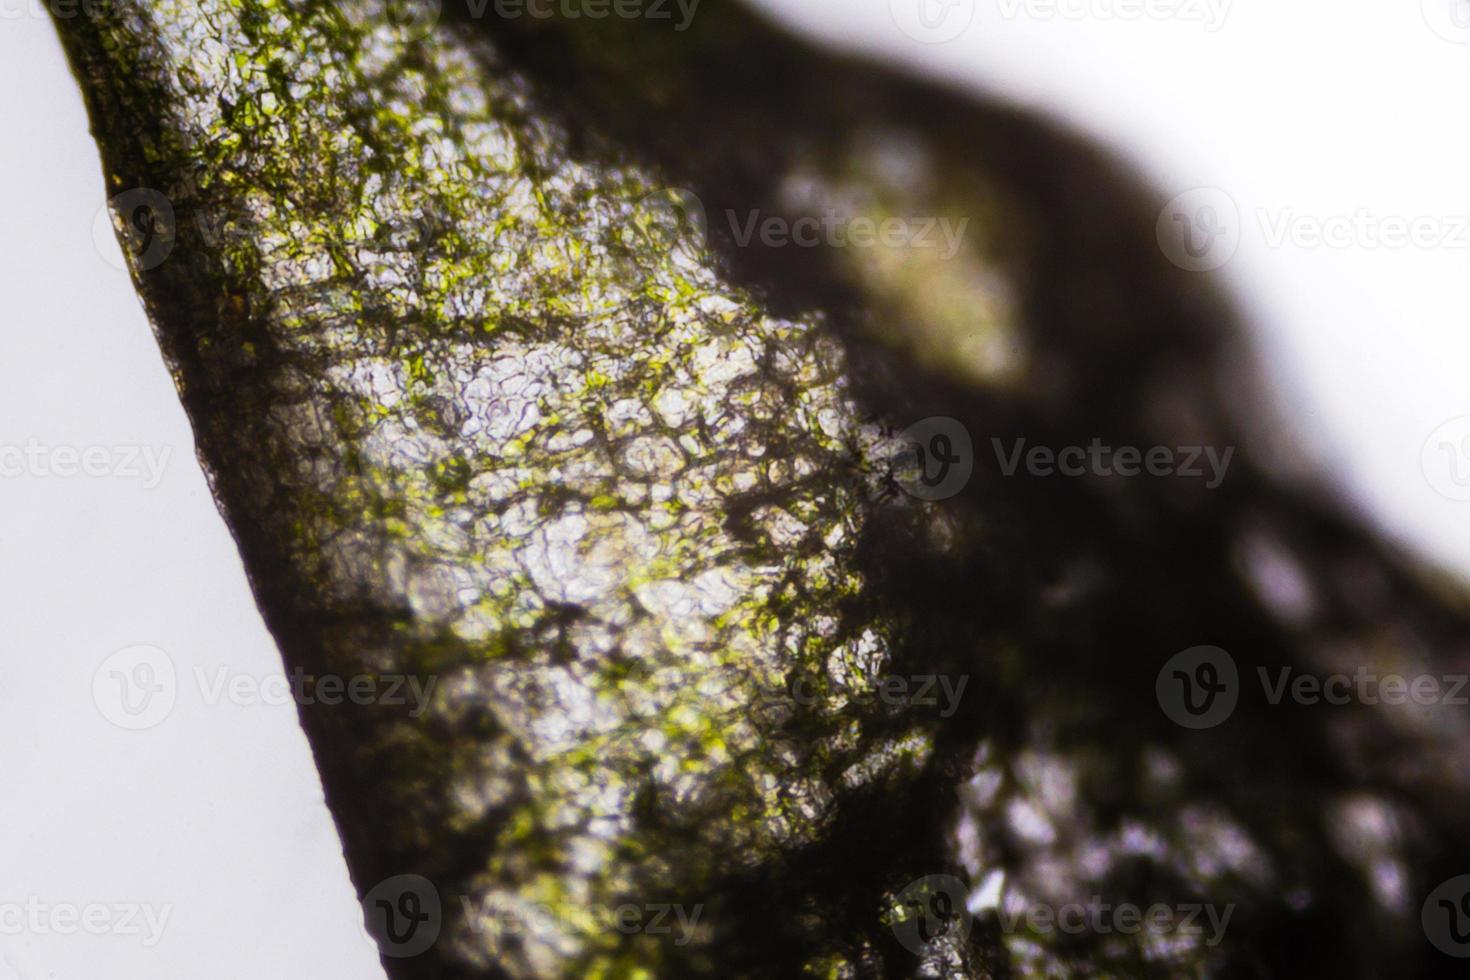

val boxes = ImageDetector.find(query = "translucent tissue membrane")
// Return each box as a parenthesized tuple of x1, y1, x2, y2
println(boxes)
(55, 1, 1470, 976)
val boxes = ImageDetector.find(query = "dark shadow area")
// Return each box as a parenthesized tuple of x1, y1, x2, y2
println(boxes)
(444, 3, 1470, 976)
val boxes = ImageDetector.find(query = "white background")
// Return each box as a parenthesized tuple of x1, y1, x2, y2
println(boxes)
(2, 1, 1468, 976)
